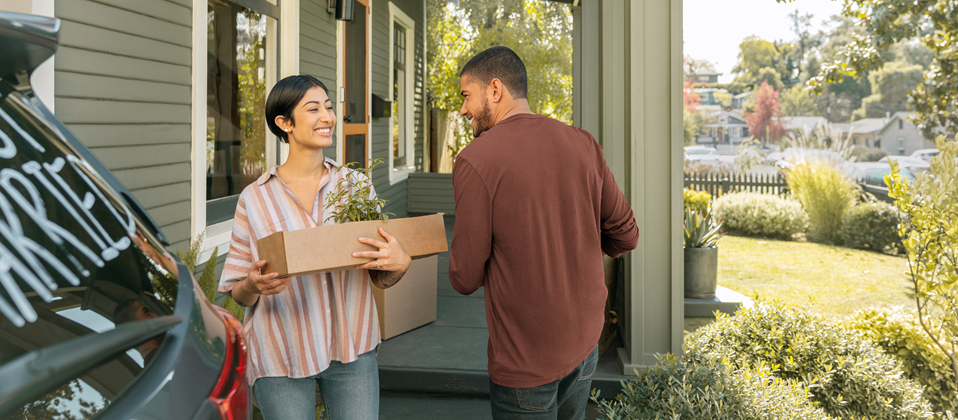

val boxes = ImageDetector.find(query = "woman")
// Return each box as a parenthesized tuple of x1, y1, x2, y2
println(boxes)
(218, 75, 411, 419)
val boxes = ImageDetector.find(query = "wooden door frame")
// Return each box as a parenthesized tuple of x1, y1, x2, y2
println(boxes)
(341, 0, 370, 165)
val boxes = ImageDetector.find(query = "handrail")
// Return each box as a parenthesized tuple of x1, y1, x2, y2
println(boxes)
(0, 315, 182, 415)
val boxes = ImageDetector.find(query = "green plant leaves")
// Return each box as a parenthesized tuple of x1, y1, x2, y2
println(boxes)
(324, 158, 394, 224)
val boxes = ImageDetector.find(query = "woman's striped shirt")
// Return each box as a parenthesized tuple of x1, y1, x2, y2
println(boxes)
(218, 158, 380, 383)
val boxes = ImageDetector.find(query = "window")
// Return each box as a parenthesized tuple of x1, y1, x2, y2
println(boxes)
(388, 2, 415, 183)
(206, 0, 278, 224)
(898, 137, 905, 155)
(899, 119, 903, 130)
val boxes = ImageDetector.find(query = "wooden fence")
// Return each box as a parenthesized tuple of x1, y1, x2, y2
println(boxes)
(684, 172, 788, 197)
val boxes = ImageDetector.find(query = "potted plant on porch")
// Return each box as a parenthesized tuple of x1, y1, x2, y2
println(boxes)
(684, 208, 723, 299)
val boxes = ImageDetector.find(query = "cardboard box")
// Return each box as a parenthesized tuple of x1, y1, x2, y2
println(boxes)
(372, 255, 438, 339)
(257, 214, 448, 278)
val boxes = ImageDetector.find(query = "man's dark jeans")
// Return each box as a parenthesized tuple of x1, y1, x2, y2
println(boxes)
(489, 346, 599, 420)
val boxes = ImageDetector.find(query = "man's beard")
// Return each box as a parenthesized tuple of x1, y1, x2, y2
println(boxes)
(472, 97, 494, 138)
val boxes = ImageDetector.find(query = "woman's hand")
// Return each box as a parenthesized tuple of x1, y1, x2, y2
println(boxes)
(353, 228, 412, 288)
(233, 260, 291, 306)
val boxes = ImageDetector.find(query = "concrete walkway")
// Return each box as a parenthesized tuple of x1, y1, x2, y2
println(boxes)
(376, 215, 630, 419)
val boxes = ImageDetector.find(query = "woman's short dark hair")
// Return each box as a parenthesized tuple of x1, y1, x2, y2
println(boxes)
(266, 75, 330, 143)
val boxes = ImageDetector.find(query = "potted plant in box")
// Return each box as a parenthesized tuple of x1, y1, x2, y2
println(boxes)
(684, 208, 723, 299)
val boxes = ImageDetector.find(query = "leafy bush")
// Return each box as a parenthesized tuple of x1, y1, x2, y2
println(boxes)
(838, 201, 903, 253)
(592, 353, 831, 420)
(686, 302, 935, 420)
(712, 192, 808, 239)
(683, 188, 711, 215)
(849, 309, 957, 416)
(887, 136, 958, 397)
(852, 146, 889, 162)
(787, 161, 859, 244)
(180, 232, 245, 321)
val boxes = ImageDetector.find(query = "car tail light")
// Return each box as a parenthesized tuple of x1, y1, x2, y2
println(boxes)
(209, 306, 251, 420)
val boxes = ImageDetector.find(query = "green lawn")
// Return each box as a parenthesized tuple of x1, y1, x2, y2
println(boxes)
(718, 235, 916, 322)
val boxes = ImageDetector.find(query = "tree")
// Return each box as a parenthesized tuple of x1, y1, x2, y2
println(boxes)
(427, 0, 574, 159)
(683, 81, 701, 112)
(789, 10, 824, 78)
(713, 91, 734, 110)
(755, 66, 784, 91)
(776, 0, 958, 137)
(684, 109, 705, 146)
(851, 61, 924, 120)
(732, 36, 793, 89)
(684, 55, 717, 82)
(743, 81, 787, 145)
(780, 84, 820, 116)
(887, 137, 958, 397)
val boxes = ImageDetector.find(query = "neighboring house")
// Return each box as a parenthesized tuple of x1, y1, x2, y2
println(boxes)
(8, 0, 427, 264)
(695, 87, 729, 107)
(699, 111, 749, 145)
(686, 70, 721, 84)
(732, 91, 753, 109)
(777, 116, 828, 138)
(831, 117, 887, 148)
(877, 112, 936, 156)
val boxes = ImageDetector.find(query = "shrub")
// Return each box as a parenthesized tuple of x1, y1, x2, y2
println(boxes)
(592, 353, 831, 420)
(849, 308, 958, 417)
(686, 302, 935, 420)
(787, 161, 859, 244)
(683, 188, 711, 215)
(712, 192, 808, 239)
(838, 201, 903, 253)
(852, 146, 889, 162)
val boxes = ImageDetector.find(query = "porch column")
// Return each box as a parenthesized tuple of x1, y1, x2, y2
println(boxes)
(573, 0, 684, 375)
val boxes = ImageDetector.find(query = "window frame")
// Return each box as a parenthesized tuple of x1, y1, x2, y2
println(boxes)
(192, 0, 289, 260)
(387, 2, 416, 185)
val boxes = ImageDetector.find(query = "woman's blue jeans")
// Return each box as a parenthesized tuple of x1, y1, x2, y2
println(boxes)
(252, 350, 379, 420)
(489, 345, 599, 420)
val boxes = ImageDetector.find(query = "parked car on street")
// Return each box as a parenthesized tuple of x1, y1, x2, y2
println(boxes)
(684, 145, 719, 161)
(847, 162, 918, 187)
(878, 155, 930, 172)
(0, 11, 251, 420)
(909, 148, 939, 163)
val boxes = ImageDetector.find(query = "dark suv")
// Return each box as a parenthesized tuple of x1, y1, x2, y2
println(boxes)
(0, 11, 251, 420)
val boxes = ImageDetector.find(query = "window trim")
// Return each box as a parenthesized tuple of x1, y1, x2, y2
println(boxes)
(387, 2, 415, 185)
(192, 0, 294, 254)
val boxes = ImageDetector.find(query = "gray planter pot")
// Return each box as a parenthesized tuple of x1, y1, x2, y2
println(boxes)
(684, 247, 718, 299)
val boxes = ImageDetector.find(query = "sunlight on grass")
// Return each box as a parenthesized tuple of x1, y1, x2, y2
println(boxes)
(718, 235, 915, 322)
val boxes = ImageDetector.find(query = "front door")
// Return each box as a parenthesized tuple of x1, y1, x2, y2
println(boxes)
(342, 0, 369, 167)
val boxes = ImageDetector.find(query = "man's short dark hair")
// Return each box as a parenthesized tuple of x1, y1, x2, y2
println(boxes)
(460, 46, 528, 100)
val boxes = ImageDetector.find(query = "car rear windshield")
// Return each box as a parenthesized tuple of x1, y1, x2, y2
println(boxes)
(0, 85, 179, 417)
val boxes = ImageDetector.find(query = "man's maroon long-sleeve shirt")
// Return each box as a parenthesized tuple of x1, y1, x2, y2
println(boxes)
(449, 113, 639, 388)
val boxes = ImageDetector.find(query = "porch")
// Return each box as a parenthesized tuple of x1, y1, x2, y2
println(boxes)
(375, 215, 632, 404)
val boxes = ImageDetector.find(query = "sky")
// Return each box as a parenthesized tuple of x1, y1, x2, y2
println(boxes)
(684, 0, 845, 83)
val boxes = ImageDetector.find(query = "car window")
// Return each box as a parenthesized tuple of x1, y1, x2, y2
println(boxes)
(0, 85, 179, 418)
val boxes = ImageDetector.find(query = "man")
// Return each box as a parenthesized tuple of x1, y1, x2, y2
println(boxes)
(449, 46, 639, 419)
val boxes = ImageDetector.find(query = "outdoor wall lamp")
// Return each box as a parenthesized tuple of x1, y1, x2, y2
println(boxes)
(327, 0, 354, 21)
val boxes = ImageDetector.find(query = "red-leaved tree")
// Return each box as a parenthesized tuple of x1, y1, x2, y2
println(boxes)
(743, 81, 786, 145)
(684, 81, 701, 112)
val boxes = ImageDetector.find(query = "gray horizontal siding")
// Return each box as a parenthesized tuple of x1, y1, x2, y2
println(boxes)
(301, 0, 338, 160)
(370, 0, 425, 219)
(406, 173, 454, 215)
(54, 0, 193, 251)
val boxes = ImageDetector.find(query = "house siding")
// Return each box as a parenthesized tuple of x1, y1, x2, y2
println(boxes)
(53, 0, 193, 251)
(370, 0, 424, 218)
(879, 117, 935, 156)
(300, 0, 340, 160)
